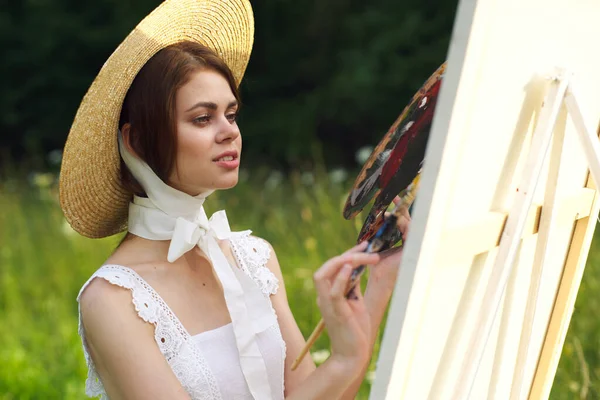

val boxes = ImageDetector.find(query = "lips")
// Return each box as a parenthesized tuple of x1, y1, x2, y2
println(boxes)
(213, 150, 238, 162)
(213, 150, 240, 169)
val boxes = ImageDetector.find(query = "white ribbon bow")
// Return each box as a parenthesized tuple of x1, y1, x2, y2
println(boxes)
(118, 132, 273, 399)
(169, 209, 243, 263)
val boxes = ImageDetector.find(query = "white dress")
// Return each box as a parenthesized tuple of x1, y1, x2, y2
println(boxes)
(77, 233, 286, 400)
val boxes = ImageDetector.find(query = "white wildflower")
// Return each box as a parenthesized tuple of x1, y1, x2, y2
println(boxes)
(47, 149, 63, 166)
(311, 349, 331, 365)
(265, 170, 283, 190)
(300, 172, 314, 186)
(355, 146, 373, 165)
(29, 172, 55, 188)
(329, 167, 348, 184)
(366, 370, 376, 383)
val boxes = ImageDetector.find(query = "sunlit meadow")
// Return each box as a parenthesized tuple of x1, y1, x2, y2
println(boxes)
(1, 162, 599, 399)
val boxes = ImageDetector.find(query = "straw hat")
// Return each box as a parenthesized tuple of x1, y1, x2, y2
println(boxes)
(59, 0, 254, 238)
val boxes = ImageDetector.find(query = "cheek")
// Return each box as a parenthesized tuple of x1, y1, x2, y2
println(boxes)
(177, 128, 213, 161)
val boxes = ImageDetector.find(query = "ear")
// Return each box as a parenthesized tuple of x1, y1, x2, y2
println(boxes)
(120, 123, 139, 158)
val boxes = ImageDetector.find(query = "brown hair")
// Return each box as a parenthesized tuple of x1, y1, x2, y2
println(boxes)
(119, 40, 241, 196)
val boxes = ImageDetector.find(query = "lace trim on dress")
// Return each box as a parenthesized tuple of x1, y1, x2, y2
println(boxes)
(77, 234, 284, 399)
(229, 233, 279, 296)
(77, 265, 222, 400)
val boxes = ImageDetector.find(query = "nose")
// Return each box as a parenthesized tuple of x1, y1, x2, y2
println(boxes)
(215, 116, 240, 143)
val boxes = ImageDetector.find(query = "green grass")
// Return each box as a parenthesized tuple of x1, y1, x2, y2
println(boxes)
(0, 168, 598, 399)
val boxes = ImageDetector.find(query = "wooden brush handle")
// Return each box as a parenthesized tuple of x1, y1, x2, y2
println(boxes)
(291, 319, 325, 371)
(290, 174, 421, 371)
(290, 271, 368, 371)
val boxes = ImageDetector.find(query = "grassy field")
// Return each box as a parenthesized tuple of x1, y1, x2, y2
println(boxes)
(0, 167, 599, 399)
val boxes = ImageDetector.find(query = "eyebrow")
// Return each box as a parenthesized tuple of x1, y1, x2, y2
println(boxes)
(185, 100, 238, 112)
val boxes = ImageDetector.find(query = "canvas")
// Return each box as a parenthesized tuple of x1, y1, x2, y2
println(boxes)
(369, 0, 600, 398)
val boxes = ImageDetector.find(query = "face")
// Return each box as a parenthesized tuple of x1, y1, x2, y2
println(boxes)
(169, 69, 241, 196)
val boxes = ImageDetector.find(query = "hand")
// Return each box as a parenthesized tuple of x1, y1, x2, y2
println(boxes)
(313, 242, 381, 369)
(367, 196, 412, 294)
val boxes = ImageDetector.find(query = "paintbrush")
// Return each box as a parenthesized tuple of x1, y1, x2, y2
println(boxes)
(290, 174, 420, 371)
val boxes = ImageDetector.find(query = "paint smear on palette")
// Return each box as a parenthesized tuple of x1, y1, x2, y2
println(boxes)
(357, 170, 421, 245)
(342, 62, 447, 244)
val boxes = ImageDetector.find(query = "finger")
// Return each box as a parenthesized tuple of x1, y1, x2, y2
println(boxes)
(399, 206, 411, 220)
(330, 264, 353, 305)
(343, 252, 381, 269)
(315, 250, 379, 282)
(313, 257, 341, 294)
(314, 244, 380, 299)
(316, 263, 354, 319)
(346, 281, 364, 301)
(392, 196, 402, 206)
(395, 207, 411, 236)
(342, 240, 369, 256)
(397, 215, 410, 236)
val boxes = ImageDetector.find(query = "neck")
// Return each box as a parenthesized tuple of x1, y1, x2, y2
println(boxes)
(115, 231, 176, 264)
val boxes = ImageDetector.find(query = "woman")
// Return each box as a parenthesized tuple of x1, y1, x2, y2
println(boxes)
(60, 1, 410, 399)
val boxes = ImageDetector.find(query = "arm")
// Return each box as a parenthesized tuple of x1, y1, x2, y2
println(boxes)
(80, 278, 191, 400)
(339, 203, 412, 399)
(337, 280, 394, 399)
(264, 241, 380, 399)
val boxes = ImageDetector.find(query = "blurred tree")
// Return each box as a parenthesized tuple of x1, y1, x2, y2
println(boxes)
(0, 0, 456, 169)
(0, 0, 161, 161)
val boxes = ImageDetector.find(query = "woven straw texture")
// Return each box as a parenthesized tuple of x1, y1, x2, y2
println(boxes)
(59, 0, 254, 238)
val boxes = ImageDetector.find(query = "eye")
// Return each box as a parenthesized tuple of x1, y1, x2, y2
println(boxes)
(226, 112, 238, 123)
(193, 115, 210, 125)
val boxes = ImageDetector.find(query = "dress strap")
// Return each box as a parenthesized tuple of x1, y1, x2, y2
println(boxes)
(229, 233, 279, 296)
(76, 265, 221, 398)
(78, 265, 190, 358)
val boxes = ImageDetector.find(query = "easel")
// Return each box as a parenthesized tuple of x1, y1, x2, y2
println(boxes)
(449, 69, 600, 399)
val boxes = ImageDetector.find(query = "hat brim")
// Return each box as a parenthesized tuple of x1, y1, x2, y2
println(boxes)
(59, 0, 254, 238)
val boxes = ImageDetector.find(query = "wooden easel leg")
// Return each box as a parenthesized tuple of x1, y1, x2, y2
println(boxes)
(450, 72, 570, 399)
(565, 84, 600, 188)
(523, 83, 600, 400)
(508, 105, 567, 400)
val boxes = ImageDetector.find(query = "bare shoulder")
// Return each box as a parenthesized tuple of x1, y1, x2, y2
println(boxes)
(79, 274, 148, 338)
(79, 237, 163, 340)
(78, 272, 190, 399)
(79, 274, 128, 309)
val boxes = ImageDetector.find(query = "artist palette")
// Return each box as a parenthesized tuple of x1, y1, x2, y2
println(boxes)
(343, 62, 447, 245)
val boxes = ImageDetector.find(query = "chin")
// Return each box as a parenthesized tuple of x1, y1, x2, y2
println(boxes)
(215, 175, 239, 190)
(219, 181, 238, 190)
